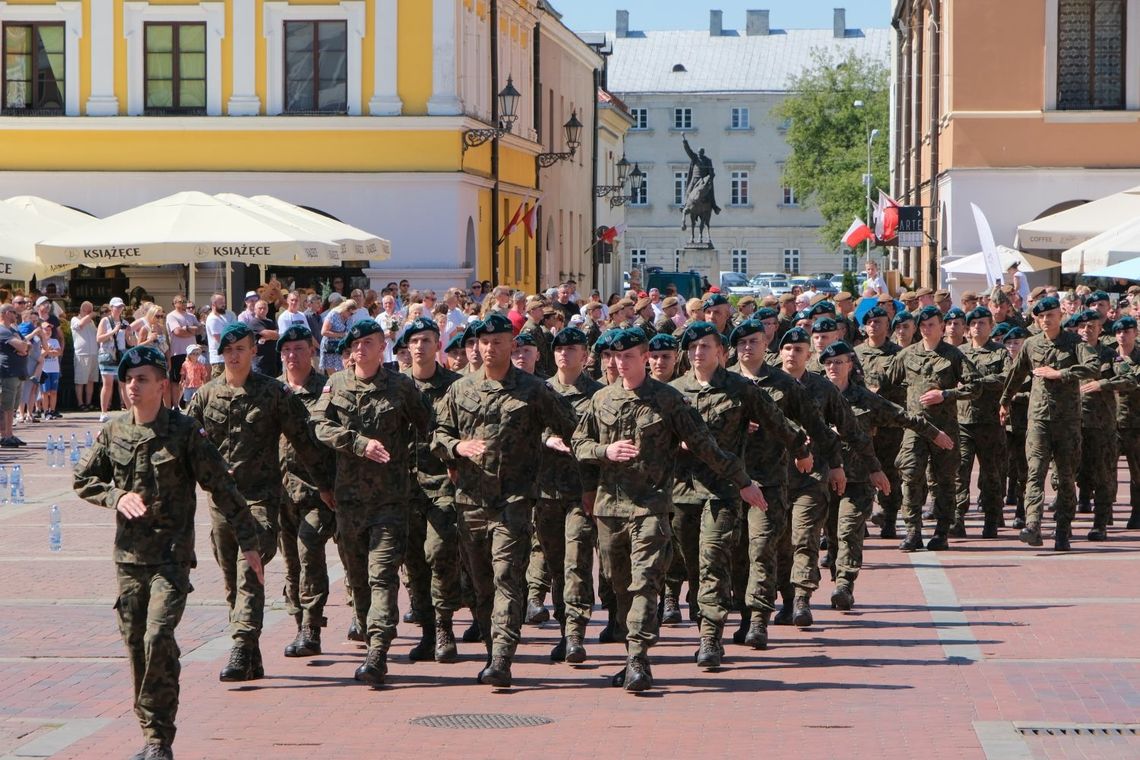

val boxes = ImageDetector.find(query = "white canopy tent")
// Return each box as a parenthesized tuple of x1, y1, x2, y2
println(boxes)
(1016, 186, 1140, 251)
(0, 199, 94, 281)
(247, 195, 391, 261)
(1059, 217, 1140, 274)
(942, 246, 1061, 275)
(4, 196, 95, 227)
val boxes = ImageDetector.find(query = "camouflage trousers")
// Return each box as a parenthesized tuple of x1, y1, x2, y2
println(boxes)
(897, 428, 960, 533)
(1025, 422, 1080, 533)
(731, 484, 789, 613)
(338, 506, 407, 652)
(404, 491, 462, 619)
(789, 480, 829, 595)
(664, 501, 701, 616)
(209, 501, 277, 644)
(872, 428, 904, 527)
(596, 513, 672, 657)
(114, 562, 191, 746)
(457, 501, 532, 659)
(533, 499, 597, 638)
(1119, 428, 1140, 511)
(956, 423, 1008, 525)
(1078, 426, 1118, 527)
(686, 499, 742, 638)
(525, 531, 552, 600)
(1007, 427, 1027, 506)
(277, 494, 336, 628)
(824, 482, 873, 590)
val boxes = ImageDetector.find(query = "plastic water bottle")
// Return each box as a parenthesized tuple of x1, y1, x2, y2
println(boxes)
(11, 465, 23, 504)
(84, 430, 93, 449)
(45, 435, 56, 467)
(56, 440, 66, 469)
(0, 465, 7, 505)
(69, 441, 80, 469)
(49, 505, 61, 552)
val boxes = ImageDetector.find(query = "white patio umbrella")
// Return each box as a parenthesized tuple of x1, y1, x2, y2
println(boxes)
(248, 195, 391, 261)
(1059, 217, 1140, 273)
(1084, 256, 1140, 281)
(35, 191, 342, 268)
(1016, 186, 1140, 250)
(4, 196, 96, 227)
(0, 200, 93, 281)
(942, 246, 1061, 275)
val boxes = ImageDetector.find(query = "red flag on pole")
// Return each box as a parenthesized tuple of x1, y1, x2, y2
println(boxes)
(523, 203, 538, 239)
(876, 190, 899, 243)
(497, 202, 525, 246)
(842, 217, 874, 249)
(600, 223, 626, 243)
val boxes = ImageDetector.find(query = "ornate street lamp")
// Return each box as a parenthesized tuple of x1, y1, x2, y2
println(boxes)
(537, 111, 583, 167)
(463, 76, 522, 151)
(611, 163, 643, 207)
(595, 154, 630, 197)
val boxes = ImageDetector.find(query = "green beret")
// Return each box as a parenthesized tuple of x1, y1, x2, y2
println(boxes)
(793, 309, 813, 323)
(552, 327, 587, 347)
(345, 318, 385, 346)
(392, 332, 409, 352)
(276, 324, 313, 353)
(990, 322, 1012, 340)
(609, 327, 648, 352)
(861, 306, 889, 326)
(1085, 290, 1110, 306)
(475, 312, 514, 337)
(811, 317, 838, 334)
(462, 320, 481, 344)
(702, 294, 729, 310)
(445, 331, 466, 353)
(514, 331, 537, 348)
(593, 328, 621, 354)
(915, 305, 944, 323)
(402, 317, 440, 342)
(965, 306, 993, 324)
(1113, 315, 1138, 333)
(648, 333, 679, 352)
(944, 307, 967, 322)
(1032, 296, 1060, 315)
(218, 321, 253, 351)
(680, 321, 722, 350)
(819, 341, 855, 362)
(729, 318, 766, 347)
(755, 307, 778, 321)
(808, 301, 836, 317)
(117, 345, 168, 382)
(891, 311, 915, 330)
(1072, 309, 1102, 325)
(1005, 326, 1030, 340)
(779, 327, 810, 348)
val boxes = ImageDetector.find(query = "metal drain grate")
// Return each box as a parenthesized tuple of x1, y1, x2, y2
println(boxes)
(411, 713, 553, 730)
(1016, 724, 1140, 737)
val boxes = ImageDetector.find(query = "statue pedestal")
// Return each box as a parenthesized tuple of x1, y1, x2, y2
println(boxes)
(677, 245, 719, 276)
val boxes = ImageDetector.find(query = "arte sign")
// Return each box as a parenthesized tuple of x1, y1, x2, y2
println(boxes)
(897, 206, 924, 247)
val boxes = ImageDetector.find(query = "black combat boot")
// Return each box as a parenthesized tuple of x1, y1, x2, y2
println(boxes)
(1053, 526, 1071, 552)
(744, 611, 771, 650)
(284, 612, 304, 656)
(355, 648, 387, 685)
(1077, 490, 1091, 513)
(661, 594, 682, 625)
(550, 623, 568, 663)
(696, 634, 723, 669)
(598, 616, 618, 643)
(346, 616, 365, 643)
(926, 532, 949, 551)
(880, 518, 898, 539)
(286, 624, 321, 657)
(1012, 498, 1026, 530)
(435, 616, 458, 663)
(142, 744, 174, 760)
(408, 618, 436, 662)
(525, 594, 550, 625)
(624, 654, 652, 692)
(1087, 522, 1108, 542)
(250, 641, 264, 679)
(898, 527, 923, 552)
(731, 609, 751, 645)
(772, 594, 794, 626)
(402, 605, 422, 625)
(565, 633, 587, 663)
(830, 585, 854, 611)
(948, 514, 967, 538)
(461, 619, 482, 643)
(792, 594, 813, 628)
(1018, 522, 1043, 547)
(477, 655, 512, 687)
(219, 643, 255, 682)
(981, 519, 999, 539)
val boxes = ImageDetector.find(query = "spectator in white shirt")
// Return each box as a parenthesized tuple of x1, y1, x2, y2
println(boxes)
(863, 259, 889, 296)
(276, 290, 309, 334)
(204, 292, 233, 374)
(237, 291, 260, 327)
(70, 300, 98, 411)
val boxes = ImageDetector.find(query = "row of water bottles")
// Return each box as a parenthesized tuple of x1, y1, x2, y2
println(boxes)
(0, 464, 23, 505)
(46, 431, 93, 469)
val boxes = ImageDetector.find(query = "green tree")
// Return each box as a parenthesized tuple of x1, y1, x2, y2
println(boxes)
(775, 50, 890, 252)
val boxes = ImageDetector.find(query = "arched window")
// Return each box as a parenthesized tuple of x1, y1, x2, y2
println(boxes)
(1057, 0, 1125, 110)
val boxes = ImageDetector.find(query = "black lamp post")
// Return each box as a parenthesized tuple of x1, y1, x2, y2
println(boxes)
(463, 76, 522, 151)
(611, 163, 644, 208)
(537, 111, 584, 167)
(595, 153, 630, 197)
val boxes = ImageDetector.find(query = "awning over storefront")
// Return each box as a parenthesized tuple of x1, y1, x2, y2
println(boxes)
(0, 198, 94, 281)
(1059, 217, 1140, 274)
(246, 195, 391, 261)
(942, 246, 1060, 275)
(1017, 186, 1140, 251)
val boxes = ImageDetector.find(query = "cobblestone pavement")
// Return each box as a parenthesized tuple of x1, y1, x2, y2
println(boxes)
(2, 413, 1139, 760)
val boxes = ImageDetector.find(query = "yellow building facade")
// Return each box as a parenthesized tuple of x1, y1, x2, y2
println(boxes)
(0, 0, 598, 298)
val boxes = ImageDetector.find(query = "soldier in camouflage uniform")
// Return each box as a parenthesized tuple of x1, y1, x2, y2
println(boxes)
(671, 322, 807, 668)
(534, 327, 604, 663)
(312, 319, 432, 684)
(856, 306, 907, 538)
(521, 297, 555, 376)
(433, 313, 576, 688)
(572, 327, 765, 691)
(654, 297, 680, 337)
(1109, 317, 1140, 530)
(632, 297, 658, 340)
(185, 322, 333, 682)
(275, 326, 338, 659)
(952, 307, 1011, 538)
(1000, 297, 1099, 550)
(1001, 326, 1031, 528)
(400, 318, 464, 663)
(883, 306, 981, 552)
(729, 318, 831, 649)
(75, 346, 263, 760)
(820, 342, 950, 608)
(1072, 311, 1132, 540)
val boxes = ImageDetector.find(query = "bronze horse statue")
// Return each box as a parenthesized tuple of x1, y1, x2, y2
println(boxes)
(682, 175, 714, 246)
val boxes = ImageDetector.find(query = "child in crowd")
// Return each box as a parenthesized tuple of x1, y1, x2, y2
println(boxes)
(180, 344, 209, 407)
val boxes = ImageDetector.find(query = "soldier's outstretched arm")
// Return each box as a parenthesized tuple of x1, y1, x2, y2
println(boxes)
(670, 396, 750, 489)
(73, 430, 126, 510)
(431, 385, 464, 462)
(947, 354, 982, 402)
(188, 426, 260, 554)
(1000, 346, 1031, 410)
(312, 380, 368, 459)
(787, 384, 842, 469)
(1066, 341, 1101, 383)
(827, 388, 881, 474)
(744, 383, 808, 458)
(571, 403, 607, 465)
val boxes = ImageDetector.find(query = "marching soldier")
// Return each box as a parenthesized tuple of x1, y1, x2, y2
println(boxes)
(520, 297, 554, 376)
(856, 306, 907, 538)
(632, 296, 658, 340)
(1110, 317, 1140, 530)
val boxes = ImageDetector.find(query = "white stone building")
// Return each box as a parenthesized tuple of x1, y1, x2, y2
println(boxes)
(604, 8, 889, 279)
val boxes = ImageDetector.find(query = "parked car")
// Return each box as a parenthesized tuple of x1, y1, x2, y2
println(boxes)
(751, 276, 791, 297)
(647, 271, 704, 300)
(719, 271, 752, 294)
(805, 278, 838, 296)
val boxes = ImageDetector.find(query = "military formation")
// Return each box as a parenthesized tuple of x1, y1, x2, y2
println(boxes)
(74, 278, 1140, 759)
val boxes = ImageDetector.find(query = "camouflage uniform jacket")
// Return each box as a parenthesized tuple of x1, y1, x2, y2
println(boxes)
(403, 363, 462, 502)
(278, 368, 336, 505)
(312, 366, 431, 520)
(790, 370, 879, 490)
(957, 341, 1011, 425)
(1000, 331, 1099, 425)
(654, 314, 678, 336)
(670, 366, 807, 503)
(186, 371, 332, 503)
(537, 373, 604, 500)
(520, 317, 554, 376)
(730, 362, 840, 488)
(74, 407, 259, 566)
(572, 376, 751, 519)
(884, 340, 982, 430)
(855, 340, 905, 406)
(1110, 346, 1140, 429)
(633, 316, 658, 340)
(1082, 342, 1125, 430)
(433, 365, 576, 509)
(840, 383, 938, 482)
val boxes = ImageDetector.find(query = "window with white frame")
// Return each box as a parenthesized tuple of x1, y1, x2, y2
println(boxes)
(783, 248, 801, 275)
(782, 186, 797, 206)
(730, 171, 749, 206)
(731, 249, 748, 274)
(673, 107, 692, 129)
(629, 249, 647, 270)
(630, 175, 648, 206)
(630, 107, 648, 129)
(283, 20, 347, 113)
(730, 106, 749, 129)
(1056, 0, 1125, 110)
(1, 22, 65, 113)
(674, 171, 686, 205)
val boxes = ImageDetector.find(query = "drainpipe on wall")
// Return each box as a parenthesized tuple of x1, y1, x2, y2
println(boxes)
(490, 0, 500, 283)
(533, 20, 542, 289)
(927, 0, 941, 287)
(591, 68, 600, 291)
